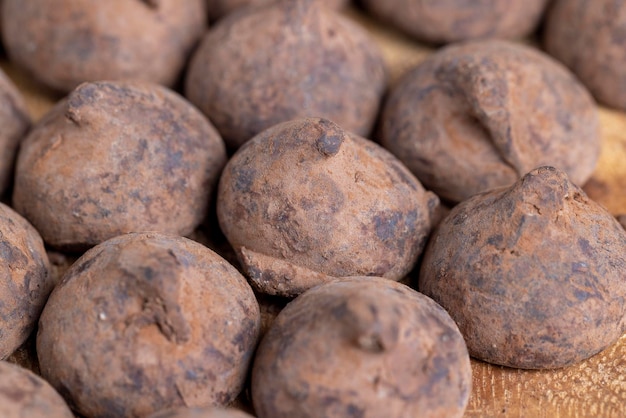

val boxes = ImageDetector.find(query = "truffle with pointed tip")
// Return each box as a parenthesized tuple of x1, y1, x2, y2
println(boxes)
(217, 117, 439, 297)
(12, 80, 227, 251)
(0, 203, 51, 360)
(37, 233, 261, 418)
(0, 361, 74, 418)
(380, 39, 600, 203)
(544, 0, 626, 110)
(419, 166, 626, 369)
(0, 68, 30, 195)
(1, 0, 206, 92)
(361, 0, 549, 44)
(186, 0, 386, 149)
(252, 277, 472, 418)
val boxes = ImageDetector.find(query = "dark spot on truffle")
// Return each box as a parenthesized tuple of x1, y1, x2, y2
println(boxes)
(346, 404, 365, 417)
(163, 150, 184, 174)
(373, 211, 403, 242)
(0, 386, 26, 402)
(487, 234, 503, 246)
(578, 238, 593, 257)
(232, 318, 258, 353)
(73, 256, 96, 276)
(0, 241, 28, 269)
(573, 289, 592, 302)
(142, 266, 156, 281)
(234, 167, 256, 193)
(331, 301, 348, 319)
(134, 138, 148, 162)
(419, 355, 451, 397)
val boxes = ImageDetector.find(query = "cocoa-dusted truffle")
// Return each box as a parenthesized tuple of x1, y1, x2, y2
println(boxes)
(544, 0, 626, 110)
(380, 40, 600, 203)
(0, 203, 51, 360)
(207, 0, 349, 21)
(0, 361, 73, 418)
(186, 0, 386, 149)
(252, 277, 472, 418)
(12, 80, 227, 251)
(217, 117, 439, 296)
(419, 166, 626, 369)
(361, 0, 549, 44)
(37, 233, 261, 418)
(0, 68, 30, 195)
(1, 0, 206, 92)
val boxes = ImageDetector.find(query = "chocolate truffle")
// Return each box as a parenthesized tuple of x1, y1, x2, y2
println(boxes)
(186, 0, 386, 149)
(37, 233, 261, 418)
(381, 40, 600, 203)
(2, 0, 206, 92)
(252, 277, 472, 418)
(0, 203, 51, 360)
(361, 0, 549, 44)
(0, 68, 30, 195)
(12, 80, 227, 251)
(545, 0, 626, 110)
(419, 167, 626, 369)
(217, 117, 439, 296)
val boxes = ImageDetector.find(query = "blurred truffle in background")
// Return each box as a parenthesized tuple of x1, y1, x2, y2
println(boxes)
(186, 0, 386, 149)
(545, 0, 626, 111)
(206, 0, 349, 21)
(1, 0, 206, 92)
(0, 68, 29, 196)
(360, 0, 549, 44)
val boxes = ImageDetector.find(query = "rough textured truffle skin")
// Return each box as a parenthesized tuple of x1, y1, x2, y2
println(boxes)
(207, 0, 349, 21)
(37, 233, 261, 418)
(0, 361, 74, 418)
(148, 406, 254, 418)
(186, 0, 386, 149)
(1, 0, 206, 93)
(0, 69, 30, 195)
(252, 277, 472, 418)
(380, 40, 600, 203)
(419, 166, 626, 369)
(217, 117, 439, 297)
(544, 0, 626, 110)
(361, 0, 549, 44)
(12, 80, 227, 251)
(0, 203, 51, 360)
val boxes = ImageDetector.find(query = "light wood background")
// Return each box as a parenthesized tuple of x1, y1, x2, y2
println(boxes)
(2, 5, 625, 418)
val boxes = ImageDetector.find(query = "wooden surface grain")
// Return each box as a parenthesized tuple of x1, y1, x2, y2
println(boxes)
(2, 5, 625, 418)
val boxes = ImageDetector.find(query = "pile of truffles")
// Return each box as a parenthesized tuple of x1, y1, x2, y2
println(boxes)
(0, 1, 625, 417)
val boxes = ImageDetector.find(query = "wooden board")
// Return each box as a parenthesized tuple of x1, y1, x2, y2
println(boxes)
(2, 6, 626, 418)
